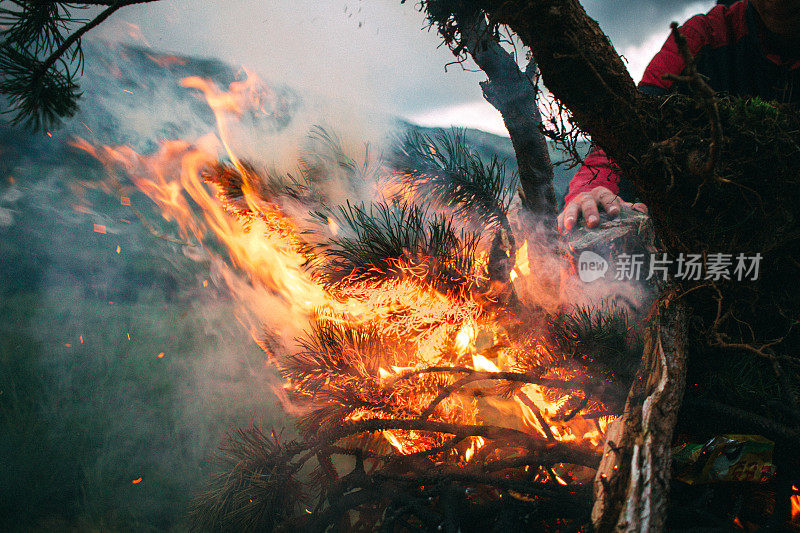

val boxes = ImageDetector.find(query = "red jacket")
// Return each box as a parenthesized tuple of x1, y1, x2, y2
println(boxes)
(564, 0, 800, 204)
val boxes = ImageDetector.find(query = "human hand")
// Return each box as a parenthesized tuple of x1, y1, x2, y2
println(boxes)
(557, 186, 647, 233)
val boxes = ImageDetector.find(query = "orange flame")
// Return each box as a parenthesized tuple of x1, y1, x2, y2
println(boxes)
(81, 70, 613, 464)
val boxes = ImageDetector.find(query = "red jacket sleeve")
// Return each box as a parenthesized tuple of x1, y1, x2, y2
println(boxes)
(564, 3, 734, 205)
(563, 148, 621, 204)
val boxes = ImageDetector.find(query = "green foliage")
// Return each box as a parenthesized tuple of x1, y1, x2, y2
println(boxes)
(554, 300, 643, 389)
(284, 319, 384, 391)
(0, 1, 87, 128)
(189, 426, 304, 532)
(392, 127, 515, 229)
(565, 301, 632, 355)
(300, 125, 382, 194)
(311, 201, 482, 291)
(727, 95, 780, 122)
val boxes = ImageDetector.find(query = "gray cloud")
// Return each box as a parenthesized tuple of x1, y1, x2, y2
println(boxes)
(93, 0, 715, 125)
(584, 0, 715, 48)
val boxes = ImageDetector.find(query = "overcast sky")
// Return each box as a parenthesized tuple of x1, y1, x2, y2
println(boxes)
(94, 0, 715, 136)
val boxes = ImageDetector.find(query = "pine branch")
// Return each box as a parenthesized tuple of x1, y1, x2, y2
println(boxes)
(298, 125, 382, 201)
(0, 0, 162, 128)
(320, 418, 601, 468)
(311, 201, 481, 291)
(283, 319, 386, 391)
(392, 127, 513, 230)
(189, 426, 305, 532)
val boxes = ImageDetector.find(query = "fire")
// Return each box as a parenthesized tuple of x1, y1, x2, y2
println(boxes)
(792, 485, 800, 522)
(327, 216, 339, 236)
(82, 70, 614, 474)
(464, 436, 485, 462)
(472, 353, 499, 372)
(383, 430, 405, 453)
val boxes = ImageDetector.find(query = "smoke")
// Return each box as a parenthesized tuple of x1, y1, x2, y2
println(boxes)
(0, 40, 304, 528)
(91, 0, 488, 119)
(0, 147, 289, 528)
(69, 0, 719, 143)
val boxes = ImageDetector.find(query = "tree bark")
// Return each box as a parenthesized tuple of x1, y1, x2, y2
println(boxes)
(474, 0, 651, 165)
(591, 290, 688, 532)
(457, 14, 557, 218)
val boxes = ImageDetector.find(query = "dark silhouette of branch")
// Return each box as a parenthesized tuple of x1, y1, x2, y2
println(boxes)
(322, 417, 601, 468)
(1, 0, 163, 127)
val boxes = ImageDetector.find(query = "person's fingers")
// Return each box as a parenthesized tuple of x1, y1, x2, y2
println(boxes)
(580, 197, 600, 228)
(595, 188, 621, 216)
(562, 200, 581, 232)
(559, 189, 641, 235)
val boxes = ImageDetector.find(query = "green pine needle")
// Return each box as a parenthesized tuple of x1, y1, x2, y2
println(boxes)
(391, 127, 515, 229)
(310, 201, 482, 291)
(189, 426, 305, 532)
(0, 2, 89, 129)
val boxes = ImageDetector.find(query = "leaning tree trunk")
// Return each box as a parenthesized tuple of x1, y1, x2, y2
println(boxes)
(453, 12, 561, 307)
(457, 13, 557, 218)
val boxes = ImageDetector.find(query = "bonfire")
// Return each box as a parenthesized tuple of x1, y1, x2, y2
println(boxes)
(77, 71, 647, 531)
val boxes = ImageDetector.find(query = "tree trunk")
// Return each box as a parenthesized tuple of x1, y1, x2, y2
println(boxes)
(474, 0, 651, 164)
(591, 290, 688, 532)
(458, 14, 557, 218)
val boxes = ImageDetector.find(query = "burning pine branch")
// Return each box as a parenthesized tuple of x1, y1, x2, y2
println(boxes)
(81, 72, 641, 530)
(124, 124, 636, 530)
